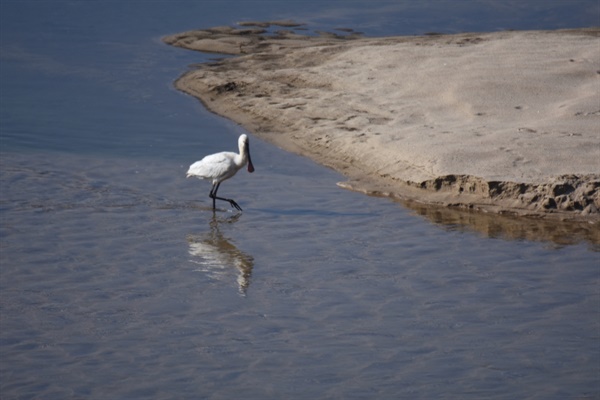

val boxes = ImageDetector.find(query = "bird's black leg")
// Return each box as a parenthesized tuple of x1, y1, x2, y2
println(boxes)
(209, 182, 219, 210)
(209, 182, 243, 211)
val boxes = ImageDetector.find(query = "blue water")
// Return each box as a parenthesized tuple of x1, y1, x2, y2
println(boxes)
(1, 1, 599, 399)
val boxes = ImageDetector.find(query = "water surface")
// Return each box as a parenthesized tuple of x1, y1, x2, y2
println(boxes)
(1, 1, 599, 399)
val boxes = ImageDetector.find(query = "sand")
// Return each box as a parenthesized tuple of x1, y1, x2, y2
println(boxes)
(164, 24, 600, 221)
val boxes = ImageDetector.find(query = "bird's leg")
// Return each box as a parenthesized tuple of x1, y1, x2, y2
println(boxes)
(209, 182, 219, 210)
(209, 182, 243, 211)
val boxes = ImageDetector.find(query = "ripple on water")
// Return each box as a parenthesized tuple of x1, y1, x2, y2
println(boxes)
(1, 151, 598, 399)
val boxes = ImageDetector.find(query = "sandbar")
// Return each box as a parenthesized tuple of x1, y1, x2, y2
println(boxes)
(164, 24, 600, 221)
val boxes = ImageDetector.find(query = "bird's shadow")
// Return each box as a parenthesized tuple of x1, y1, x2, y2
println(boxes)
(187, 212, 254, 295)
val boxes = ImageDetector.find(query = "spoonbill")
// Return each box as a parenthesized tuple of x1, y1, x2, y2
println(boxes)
(186, 134, 255, 211)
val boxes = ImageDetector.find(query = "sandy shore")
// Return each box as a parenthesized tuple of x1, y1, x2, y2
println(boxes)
(164, 24, 600, 221)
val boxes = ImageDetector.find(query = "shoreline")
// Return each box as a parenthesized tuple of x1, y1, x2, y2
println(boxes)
(164, 24, 600, 222)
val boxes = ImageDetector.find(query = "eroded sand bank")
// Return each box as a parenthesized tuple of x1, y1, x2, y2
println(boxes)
(164, 24, 600, 221)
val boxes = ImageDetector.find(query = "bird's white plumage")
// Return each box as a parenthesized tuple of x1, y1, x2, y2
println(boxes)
(186, 134, 252, 184)
(187, 152, 241, 184)
(186, 134, 254, 211)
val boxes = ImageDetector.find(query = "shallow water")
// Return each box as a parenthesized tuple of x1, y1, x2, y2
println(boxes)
(1, 1, 599, 399)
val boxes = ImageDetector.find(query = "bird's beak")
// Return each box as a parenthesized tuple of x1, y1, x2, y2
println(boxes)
(246, 145, 255, 173)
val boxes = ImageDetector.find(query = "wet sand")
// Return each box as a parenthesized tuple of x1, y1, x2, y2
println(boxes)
(164, 24, 600, 221)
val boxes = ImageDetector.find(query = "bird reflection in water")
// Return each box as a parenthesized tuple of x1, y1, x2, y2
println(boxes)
(187, 213, 254, 295)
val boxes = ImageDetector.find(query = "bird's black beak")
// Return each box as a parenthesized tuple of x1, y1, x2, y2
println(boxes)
(246, 144, 254, 173)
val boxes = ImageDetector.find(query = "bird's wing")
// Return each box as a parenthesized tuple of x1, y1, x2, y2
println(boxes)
(187, 152, 236, 179)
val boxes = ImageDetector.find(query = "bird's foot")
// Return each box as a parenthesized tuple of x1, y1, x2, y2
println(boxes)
(229, 200, 243, 211)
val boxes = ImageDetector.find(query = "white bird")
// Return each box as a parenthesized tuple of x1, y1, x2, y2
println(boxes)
(186, 134, 255, 211)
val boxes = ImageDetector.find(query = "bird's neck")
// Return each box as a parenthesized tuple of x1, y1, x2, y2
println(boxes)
(237, 145, 248, 166)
